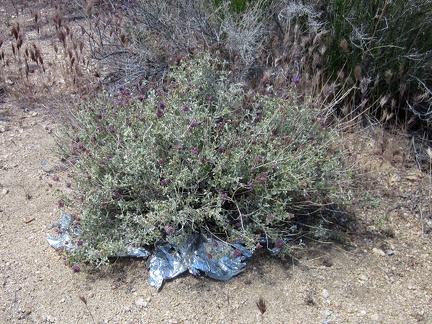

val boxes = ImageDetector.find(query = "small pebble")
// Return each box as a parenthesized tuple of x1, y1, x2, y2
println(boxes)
(372, 247, 386, 256)
(135, 298, 147, 308)
(322, 289, 330, 299)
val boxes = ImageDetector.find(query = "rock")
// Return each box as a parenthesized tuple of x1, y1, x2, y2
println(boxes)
(370, 313, 380, 321)
(322, 289, 330, 299)
(358, 273, 368, 282)
(2, 188, 9, 195)
(372, 247, 386, 256)
(31, 111, 38, 117)
(386, 249, 394, 256)
(135, 298, 147, 308)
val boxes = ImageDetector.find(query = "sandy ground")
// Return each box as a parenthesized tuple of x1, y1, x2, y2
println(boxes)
(1, 1, 432, 323)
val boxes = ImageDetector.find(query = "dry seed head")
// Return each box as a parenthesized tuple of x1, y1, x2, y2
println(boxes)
(319, 45, 327, 56)
(399, 83, 406, 96)
(426, 147, 432, 159)
(379, 95, 389, 108)
(256, 297, 266, 314)
(312, 32, 322, 46)
(58, 31, 66, 47)
(399, 64, 405, 77)
(54, 12, 62, 29)
(374, 74, 380, 87)
(354, 65, 362, 81)
(312, 52, 322, 70)
(385, 70, 393, 84)
(301, 36, 310, 50)
(339, 38, 349, 53)
(360, 77, 371, 95)
(11, 23, 20, 40)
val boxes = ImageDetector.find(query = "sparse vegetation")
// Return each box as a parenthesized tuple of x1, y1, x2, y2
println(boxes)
(1, 0, 431, 269)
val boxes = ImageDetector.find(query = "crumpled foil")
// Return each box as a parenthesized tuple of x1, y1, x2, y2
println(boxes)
(47, 214, 82, 252)
(147, 233, 252, 289)
(47, 214, 252, 290)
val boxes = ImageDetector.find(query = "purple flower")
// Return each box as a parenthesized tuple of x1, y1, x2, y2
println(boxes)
(160, 178, 171, 187)
(58, 200, 65, 208)
(217, 146, 225, 154)
(256, 172, 268, 184)
(114, 190, 123, 199)
(275, 239, 285, 249)
(71, 265, 81, 273)
(189, 120, 202, 130)
(156, 109, 164, 118)
(191, 147, 199, 155)
(166, 226, 175, 235)
(183, 105, 190, 112)
(220, 192, 228, 200)
(101, 201, 108, 207)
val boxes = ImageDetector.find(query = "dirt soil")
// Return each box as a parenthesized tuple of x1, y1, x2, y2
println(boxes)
(1, 2, 432, 323)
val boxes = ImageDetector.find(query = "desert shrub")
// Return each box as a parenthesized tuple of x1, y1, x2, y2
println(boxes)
(319, 0, 432, 122)
(56, 54, 351, 266)
(80, 0, 272, 85)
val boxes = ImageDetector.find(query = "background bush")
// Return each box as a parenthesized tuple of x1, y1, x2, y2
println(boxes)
(57, 54, 351, 266)
(319, 0, 432, 122)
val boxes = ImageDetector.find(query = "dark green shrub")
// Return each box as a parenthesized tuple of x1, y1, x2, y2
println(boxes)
(320, 0, 432, 121)
(57, 54, 351, 266)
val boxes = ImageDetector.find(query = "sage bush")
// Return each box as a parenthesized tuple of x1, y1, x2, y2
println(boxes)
(57, 54, 351, 266)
